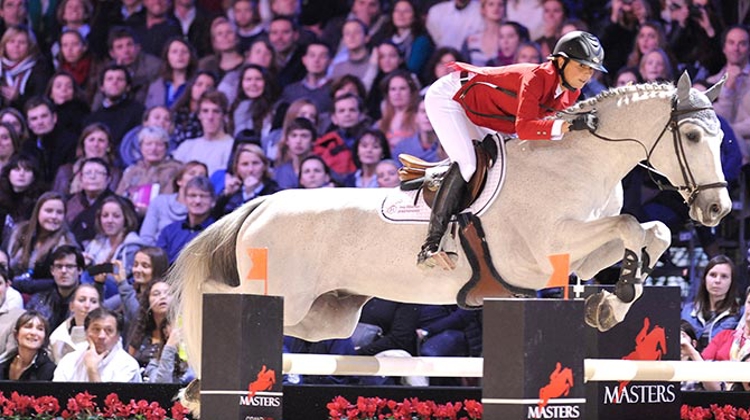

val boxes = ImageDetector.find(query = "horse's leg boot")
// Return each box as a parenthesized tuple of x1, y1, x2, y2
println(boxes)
(417, 163, 467, 270)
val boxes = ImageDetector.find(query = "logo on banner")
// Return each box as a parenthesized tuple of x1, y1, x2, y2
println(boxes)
(248, 365, 276, 397)
(528, 362, 581, 419)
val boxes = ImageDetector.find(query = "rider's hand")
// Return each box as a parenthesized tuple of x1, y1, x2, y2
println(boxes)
(569, 113, 598, 132)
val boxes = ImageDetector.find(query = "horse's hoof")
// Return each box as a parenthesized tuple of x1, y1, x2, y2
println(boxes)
(584, 292, 605, 329)
(615, 281, 636, 303)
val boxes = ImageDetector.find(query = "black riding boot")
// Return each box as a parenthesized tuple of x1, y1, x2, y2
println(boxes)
(417, 163, 468, 268)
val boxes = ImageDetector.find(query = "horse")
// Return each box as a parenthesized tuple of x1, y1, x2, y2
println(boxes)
(169, 72, 731, 377)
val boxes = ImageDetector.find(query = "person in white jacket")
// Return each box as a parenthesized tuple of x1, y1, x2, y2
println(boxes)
(48, 284, 100, 363)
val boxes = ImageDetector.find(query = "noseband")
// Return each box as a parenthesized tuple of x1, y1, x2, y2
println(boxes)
(588, 98, 727, 206)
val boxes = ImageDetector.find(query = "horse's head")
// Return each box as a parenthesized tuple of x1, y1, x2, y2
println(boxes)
(648, 71, 732, 227)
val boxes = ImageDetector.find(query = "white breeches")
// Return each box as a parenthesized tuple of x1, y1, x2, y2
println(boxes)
(425, 71, 494, 182)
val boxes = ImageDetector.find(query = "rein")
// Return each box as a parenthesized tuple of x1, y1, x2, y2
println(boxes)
(586, 100, 726, 206)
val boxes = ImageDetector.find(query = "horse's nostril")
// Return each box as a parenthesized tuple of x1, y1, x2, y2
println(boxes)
(709, 203, 721, 217)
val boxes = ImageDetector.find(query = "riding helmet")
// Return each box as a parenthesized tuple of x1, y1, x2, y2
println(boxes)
(550, 31, 608, 73)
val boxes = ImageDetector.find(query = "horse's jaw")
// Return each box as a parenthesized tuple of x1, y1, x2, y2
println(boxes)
(689, 188, 732, 227)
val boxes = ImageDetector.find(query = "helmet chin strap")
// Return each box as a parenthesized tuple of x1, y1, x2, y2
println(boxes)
(555, 57, 577, 91)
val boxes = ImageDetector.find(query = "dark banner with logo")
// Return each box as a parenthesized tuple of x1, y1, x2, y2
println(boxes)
(583, 286, 680, 420)
(483, 298, 586, 419)
(201, 294, 284, 420)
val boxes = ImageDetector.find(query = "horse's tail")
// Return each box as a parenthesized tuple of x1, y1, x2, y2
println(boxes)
(169, 197, 266, 377)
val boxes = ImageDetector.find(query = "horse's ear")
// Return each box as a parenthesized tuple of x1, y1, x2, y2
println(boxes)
(703, 73, 727, 103)
(676, 71, 692, 104)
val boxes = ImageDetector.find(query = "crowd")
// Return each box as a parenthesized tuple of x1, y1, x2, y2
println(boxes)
(0, 0, 748, 387)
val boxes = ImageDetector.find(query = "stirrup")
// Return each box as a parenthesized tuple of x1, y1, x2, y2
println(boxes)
(417, 248, 458, 270)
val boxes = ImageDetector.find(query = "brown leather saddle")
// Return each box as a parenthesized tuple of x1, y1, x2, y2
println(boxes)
(397, 134, 499, 209)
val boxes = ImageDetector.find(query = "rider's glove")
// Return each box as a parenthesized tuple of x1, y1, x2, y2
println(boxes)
(569, 113, 598, 132)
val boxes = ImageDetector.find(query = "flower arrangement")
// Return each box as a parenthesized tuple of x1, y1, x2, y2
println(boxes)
(327, 396, 483, 420)
(681, 404, 750, 420)
(0, 391, 190, 420)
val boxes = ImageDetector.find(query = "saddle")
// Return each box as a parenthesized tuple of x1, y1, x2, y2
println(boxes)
(398, 134, 500, 209)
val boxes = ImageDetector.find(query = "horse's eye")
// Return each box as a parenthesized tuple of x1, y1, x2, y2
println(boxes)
(685, 130, 700, 142)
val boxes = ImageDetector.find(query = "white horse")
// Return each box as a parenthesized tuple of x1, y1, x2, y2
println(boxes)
(170, 73, 731, 376)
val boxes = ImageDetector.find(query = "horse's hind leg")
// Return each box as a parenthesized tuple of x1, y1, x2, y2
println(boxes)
(284, 292, 371, 342)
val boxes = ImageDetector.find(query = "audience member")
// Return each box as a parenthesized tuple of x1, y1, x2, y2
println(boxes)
(0, 265, 24, 357)
(460, 0, 505, 67)
(487, 21, 530, 66)
(376, 70, 419, 151)
(145, 37, 197, 109)
(21, 96, 77, 184)
(198, 16, 244, 81)
(314, 93, 370, 181)
(52, 123, 121, 198)
(0, 119, 18, 171)
(118, 105, 173, 168)
(231, 0, 266, 54)
(54, 30, 95, 97)
(274, 117, 316, 189)
(535, 0, 567, 58)
(53, 307, 142, 382)
(365, 40, 407, 120)
(392, 97, 440, 162)
(0, 248, 22, 309)
(65, 157, 115, 244)
(45, 70, 91, 135)
(85, 64, 146, 147)
(0, 310, 56, 380)
(0, 107, 28, 143)
(330, 19, 377, 91)
(0, 25, 54, 110)
(170, 70, 217, 147)
(283, 335, 358, 384)
(139, 161, 206, 245)
(344, 128, 390, 188)
(280, 41, 334, 115)
(156, 175, 215, 264)
(26, 245, 83, 330)
(213, 143, 278, 217)
(264, 97, 318, 162)
(298, 155, 336, 188)
(682, 255, 742, 349)
(375, 158, 400, 188)
(48, 283, 99, 362)
(125, 0, 182, 58)
(0, 153, 45, 245)
(230, 64, 280, 141)
(638, 48, 675, 82)
(600, 0, 650, 83)
(373, 0, 433, 76)
(268, 15, 307, 88)
(173, 0, 212, 59)
(426, 0, 483, 51)
(665, 0, 722, 79)
(613, 66, 643, 87)
(321, 0, 387, 61)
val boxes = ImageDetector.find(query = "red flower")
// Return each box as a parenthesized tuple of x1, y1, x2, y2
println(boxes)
(171, 401, 191, 420)
(10, 391, 33, 414)
(32, 395, 60, 415)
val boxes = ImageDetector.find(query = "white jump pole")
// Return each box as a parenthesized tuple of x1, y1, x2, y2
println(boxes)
(282, 354, 750, 383)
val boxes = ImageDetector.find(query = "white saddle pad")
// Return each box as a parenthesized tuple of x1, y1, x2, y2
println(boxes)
(379, 134, 507, 224)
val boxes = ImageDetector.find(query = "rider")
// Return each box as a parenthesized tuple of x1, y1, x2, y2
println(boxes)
(418, 31, 608, 269)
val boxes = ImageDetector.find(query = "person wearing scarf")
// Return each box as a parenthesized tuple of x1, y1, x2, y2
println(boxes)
(0, 25, 53, 109)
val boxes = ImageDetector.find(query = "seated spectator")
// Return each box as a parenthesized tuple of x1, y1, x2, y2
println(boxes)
(701, 286, 750, 363)
(375, 70, 419, 152)
(51, 0, 94, 57)
(0, 249, 22, 309)
(85, 64, 146, 147)
(172, 0, 212, 59)
(0, 25, 54, 110)
(330, 19, 377, 91)
(127, 279, 189, 383)
(54, 31, 96, 99)
(218, 38, 280, 105)
(124, 0, 182, 58)
(45, 70, 91, 135)
(140, 161, 207, 245)
(172, 91, 234, 177)
(213, 143, 279, 218)
(48, 283, 100, 363)
(171, 71, 217, 148)
(0, 153, 45, 246)
(198, 16, 244, 82)
(0, 310, 56, 380)
(280, 42, 334, 115)
(392, 98, 440, 163)
(230, 0, 266, 54)
(375, 159, 400, 188)
(426, 0, 483, 51)
(230, 64, 279, 142)
(53, 307, 142, 382)
(119, 105, 173, 168)
(157, 176, 216, 264)
(638, 48, 675, 82)
(8, 192, 77, 289)
(65, 157, 115, 244)
(682, 255, 742, 349)
(625, 21, 671, 71)
(264, 97, 319, 163)
(145, 37, 197, 109)
(487, 22, 530, 67)
(613, 66, 643, 87)
(0, 265, 24, 357)
(26, 245, 84, 330)
(21, 96, 77, 184)
(0, 107, 29, 144)
(117, 127, 182, 215)
(372, 0, 433, 76)
(298, 155, 337, 189)
(422, 47, 463, 89)
(535, 0, 566, 58)
(0, 120, 19, 172)
(459, 0, 504, 68)
(273, 117, 316, 189)
(268, 16, 307, 89)
(514, 41, 543, 65)
(366, 41, 407, 120)
(52, 123, 121, 198)
(344, 129, 390, 188)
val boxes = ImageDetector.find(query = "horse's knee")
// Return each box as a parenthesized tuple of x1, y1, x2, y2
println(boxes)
(615, 214, 646, 243)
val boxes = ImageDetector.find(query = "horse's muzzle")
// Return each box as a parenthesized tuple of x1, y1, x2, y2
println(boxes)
(689, 189, 731, 227)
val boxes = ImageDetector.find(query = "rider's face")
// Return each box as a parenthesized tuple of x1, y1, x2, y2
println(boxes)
(561, 58, 594, 90)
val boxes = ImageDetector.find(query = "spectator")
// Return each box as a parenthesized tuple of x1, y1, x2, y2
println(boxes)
(0, 0, 28, 37)
(157, 175, 215, 264)
(273, 117, 316, 189)
(0, 248, 22, 309)
(0, 119, 18, 171)
(127, 279, 189, 382)
(421, 47, 463, 90)
(280, 41, 334, 115)
(665, 0, 722, 79)
(461, 0, 505, 68)
(330, 19, 376, 89)
(375, 158, 400, 188)
(314, 93, 370, 181)
(513, 40, 543, 64)
(26, 245, 83, 330)
(0, 265, 24, 357)
(625, 21, 671, 70)
(198, 16, 244, 81)
(373, 0, 433, 76)
(0, 153, 44, 245)
(0, 310, 56, 380)
(392, 97, 440, 163)
(487, 21, 529, 67)
(172, 91, 233, 177)
(116, 126, 182, 215)
(268, 15, 306, 88)
(365, 40, 407, 120)
(242, 38, 278, 76)
(54, 30, 96, 99)
(48, 283, 99, 362)
(20, 96, 77, 184)
(0, 25, 54, 110)
(426, 0, 483, 51)
(230, 64, 280, 141)
(600, 0, 650, 83)
(50, 0, 93, 59)
(139, 161, 207, 245)
(264, 97, 318, 162)
(170, 70, 217, 147)
(85, 64, 146, 147)
(44, 70, 91, 135)
(535, 0, 566, 58)
(231, 0, 266, 54)
(145, 37, 197, 109)
(65, 157, 115, 244)
(7, 192, 77, 287)
(376, 70, 419, 151)
(682, 255, 742, 349)
(52, 123, 121, 198)
(53, 307, 142, 382)
(298, 155, 336, 189)
(613, 66, 643, 87)
(321, 0, 387, 61)
(118, 105, 173, 168)
(213, 143, 278, 217)
(344, 128, 390, 188)
(0, 107, 28, 143)
(638, 48, 675, 82)
(173, 0, 212, 59)
(124, 0, 182, 57)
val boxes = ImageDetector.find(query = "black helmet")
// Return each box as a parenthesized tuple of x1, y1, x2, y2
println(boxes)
(550, 31, 608, 73)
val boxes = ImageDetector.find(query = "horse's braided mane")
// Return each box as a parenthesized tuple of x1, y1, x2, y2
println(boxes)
(560, 81, 675, 116)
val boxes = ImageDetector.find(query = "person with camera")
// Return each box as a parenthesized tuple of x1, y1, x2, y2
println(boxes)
(26, 245, 84, 331)
(599, 0, 651, 81)
(665, 0, 724, 79)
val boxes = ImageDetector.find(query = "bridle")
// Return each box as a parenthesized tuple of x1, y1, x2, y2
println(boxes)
(585, 98, 727, 206)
